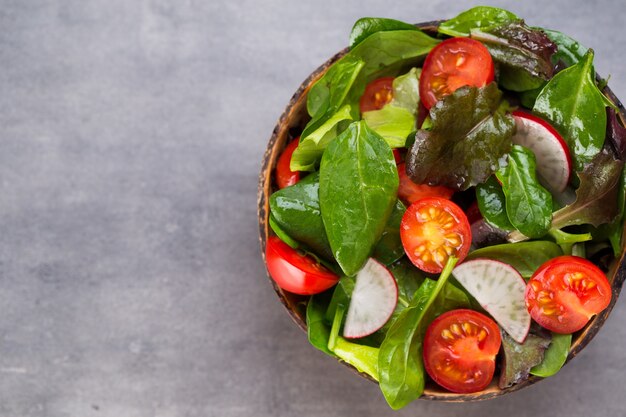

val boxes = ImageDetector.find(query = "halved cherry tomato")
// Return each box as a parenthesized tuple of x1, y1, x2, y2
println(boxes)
(525, 256, 611, 334)
(424, 309, 501, 393)
(359, 77, 394, 113)
(265, 236, 339, 295)
(420, 38, 495, 109)
(392, 149, 403, 165)
(400, 197, 471, 273)
(275, 139, 300, 189)
(397, 163, 454, 206)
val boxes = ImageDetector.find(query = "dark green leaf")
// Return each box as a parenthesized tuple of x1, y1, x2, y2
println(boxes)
(466, 241, 563, 279)
(496, 145, 553, 238)
(406, 83, 515, 190)
(530, 333, 571, 377)
(476, 176, 514, 230)
(349, 17, 420, 49)
(320, 121, 399, 276)
(294, 31, 440, 170)
(533, 51, 608, 170)
(269, 172, 333, 261)
(541, 28, 588, 67)
(325, 275, 355, 323)
(378, 258, 457, 409)
(471, 22, 557, 92)
(438, 6, 518, 37)
(552, 150, 624, 229)
(499, 330, 551, 388)
(389, 258, 426, 306)
(372, 200, 406, 265)
(306, 294, 334, 355)
(269, 213, 300, 249)
(519, 85, 544, 109)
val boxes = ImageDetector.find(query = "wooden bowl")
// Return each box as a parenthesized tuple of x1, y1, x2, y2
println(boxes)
(257, 21, 626, 401)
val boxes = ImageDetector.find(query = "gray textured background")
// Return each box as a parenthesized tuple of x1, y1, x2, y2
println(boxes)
(0, 0, 625, 416)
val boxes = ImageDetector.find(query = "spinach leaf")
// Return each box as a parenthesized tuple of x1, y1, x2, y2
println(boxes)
(320, 121, 399, 276)
(294, 31, 439, 171)
(269, 172, 333, 260)
(325, 275, 355, 324)
(406, 83, 515, 190)
(530, 333, 572, 377)
(496, 145, 553, 238)
(378, 257, 457, 409)
(499, 330, 551, 388)
(389, 258, 426, 307)
(391, 67, 421, 114)
(541, 28, 588, 67)
(372, 200, 407, 266)
(363, 105, 415, 148)
(269, 213, 300, 249)
(466, 241, 562, 279)
(552, 150, 624, 229)
(349, 17, 420, 49)
(438, 6, 518, 37)
(519, 86, 544, 109)
(291, 104, 354, 171)
(307, 293, 335, 355)
(471, 22, 557, 92)
(533, 51, 608, 171)
(328, 304, 380, 380)
(476, 176, 514, 230)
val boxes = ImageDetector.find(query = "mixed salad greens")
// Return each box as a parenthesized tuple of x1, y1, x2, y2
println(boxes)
(264, 6, 625, 409)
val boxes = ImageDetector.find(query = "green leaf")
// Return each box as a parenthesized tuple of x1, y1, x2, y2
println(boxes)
(405, 83, 515, 191)
(496, 145, 553, 238)
(378, 257, 458, 410)
(391, 67, 422, 114)
(530, 333, 572, 377)
(476, 176, 514, 230)
(499, 330, 551, 388)
(349, 17, 420, 49)
(372, 200, 407, 266)
(269, 213, 300, 249)
(269, 172, 333, 261)
(552, 150, 624, 229)
(291, 104, 354, 171)
(533, 50, 608, 171)
(363, 105, 415, 148)
(325, 275, 355, 324)
(328, 304, 380, 380)
(466, 241, 563, 279)
(307, 294, 335, 355)
(471, 22, 557, 92)
(319, 121, 399, 276)
(389, 258, 426, 307)
(438, 6, 519, 37)
(295, 30, 440, 170)
(541, 28, 588, 67)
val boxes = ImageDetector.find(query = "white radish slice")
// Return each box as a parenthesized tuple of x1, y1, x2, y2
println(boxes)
(452, 259, 530, 343)
(343, 258, 398, 339)
(512, 111, 572, 194)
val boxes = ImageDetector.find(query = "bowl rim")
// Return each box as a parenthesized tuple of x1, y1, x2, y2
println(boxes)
(257, 20, 626, 402)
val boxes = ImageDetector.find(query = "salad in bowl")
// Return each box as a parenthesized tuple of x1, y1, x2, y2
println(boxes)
(258, 6, 626, 408)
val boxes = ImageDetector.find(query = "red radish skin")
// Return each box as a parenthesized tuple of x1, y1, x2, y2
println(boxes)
(452, 258, 531, 343)
(511, 111, 572, 193)
(343, 258, 398, 339)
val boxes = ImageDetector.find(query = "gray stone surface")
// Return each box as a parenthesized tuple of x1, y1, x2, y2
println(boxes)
(0, 0, 625, 416)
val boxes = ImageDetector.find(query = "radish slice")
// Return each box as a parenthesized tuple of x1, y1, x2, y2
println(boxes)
(343, 258, 398, 339)
(512, 111, 572, 193)
(452, 259, 530, 343)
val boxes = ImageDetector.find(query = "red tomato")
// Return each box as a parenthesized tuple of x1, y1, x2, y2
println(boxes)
(400, 197, 471, 273)
(275, 139, 300, 189)
(525, 256, 612, 334)
(265, 236, 339, 295)
(424, 309, 501, 393)
(420, 38, 495, 109)
(397, 163, 454, 206)
(392, 149, 403, 165)
(359, 77, 394, 113)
